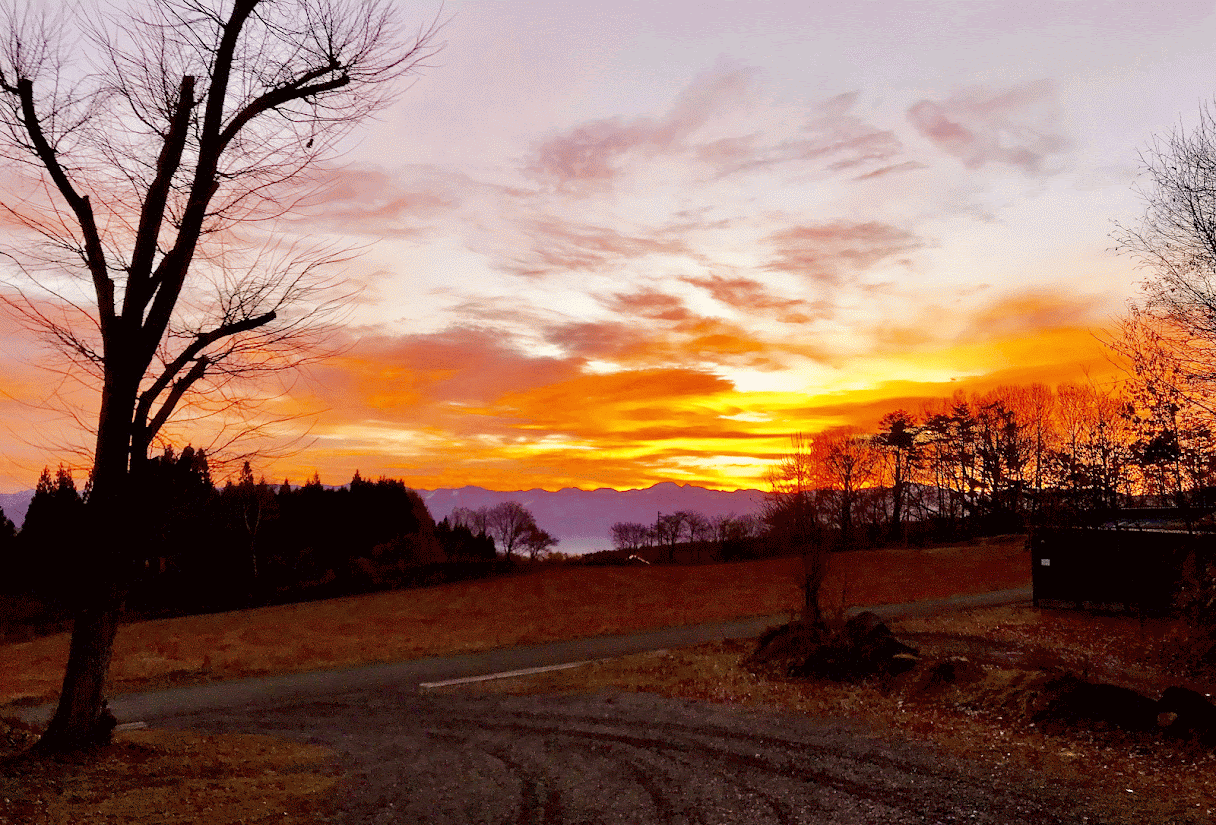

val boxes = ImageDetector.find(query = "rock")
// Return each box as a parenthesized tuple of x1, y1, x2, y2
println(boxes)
(1032, 675, 1159, 733)
(747, 620, 830, 679)
(1158, 686, 1216, 745)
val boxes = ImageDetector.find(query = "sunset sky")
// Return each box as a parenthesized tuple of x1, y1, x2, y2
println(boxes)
(4, 0, 1216, 493)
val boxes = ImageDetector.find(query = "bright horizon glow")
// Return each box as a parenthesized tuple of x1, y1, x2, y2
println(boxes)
(0, 0, 1194, 493)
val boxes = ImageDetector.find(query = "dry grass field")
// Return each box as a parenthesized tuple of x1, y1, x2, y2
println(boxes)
(0, 535, 1028, 706)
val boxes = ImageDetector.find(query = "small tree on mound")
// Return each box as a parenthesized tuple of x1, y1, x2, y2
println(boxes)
(765, 434, 828, 623)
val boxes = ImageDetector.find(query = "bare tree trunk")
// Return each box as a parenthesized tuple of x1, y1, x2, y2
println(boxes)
(33, 580, 122, 751)
(803, 554, 823, 624)
(34, 371, 138, 752)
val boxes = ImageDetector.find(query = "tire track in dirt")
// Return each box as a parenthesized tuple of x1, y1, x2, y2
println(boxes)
(451, 713, 1054, 824)
(160, 689, 1079, 824)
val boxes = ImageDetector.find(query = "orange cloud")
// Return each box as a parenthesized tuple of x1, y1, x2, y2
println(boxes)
(251, 311, 1127, 495)
(605, 289, 696, 322)
(549, 314, 785, 371)
(962, 289, 1106, 341)
(305, 327, 584, 428)
(682, 274, 810, 317)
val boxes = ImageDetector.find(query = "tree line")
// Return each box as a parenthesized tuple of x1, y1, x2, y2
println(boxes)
(447, 503, 559, 563)
(766, 379, 1216, 550)
(0, 449, 570, 622)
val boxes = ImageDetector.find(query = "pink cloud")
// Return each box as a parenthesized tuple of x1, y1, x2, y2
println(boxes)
(548, 309, 792, 372)
(852, 160, 928, 181)
(694, 91, 909, 180)
(606, 289, 696, 322)
(294, 166, 463, 237)
(906, 80, 1070, 174)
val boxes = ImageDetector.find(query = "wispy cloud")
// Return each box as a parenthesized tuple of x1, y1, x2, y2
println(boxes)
(681, 274, 809, 318)
(547, 315, 785, 371)
(764, 221, 922, 285)
(503, 217, 695, 278)
(527, 64, 758, 193)
(962, 289, 1105, 341)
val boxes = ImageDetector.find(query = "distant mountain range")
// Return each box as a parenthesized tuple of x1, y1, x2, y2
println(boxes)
(418, 482, 767, 554)
(0, 491, 32, 528)
(0, 482, 767, 554)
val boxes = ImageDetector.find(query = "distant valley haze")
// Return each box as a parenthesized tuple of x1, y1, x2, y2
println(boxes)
(420, 482, 766, 555)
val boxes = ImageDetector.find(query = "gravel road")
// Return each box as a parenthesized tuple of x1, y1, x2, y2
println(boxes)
(158, 684, 1080, 824)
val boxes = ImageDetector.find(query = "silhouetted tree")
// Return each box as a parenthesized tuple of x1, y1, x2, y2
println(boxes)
(17, 466, 86, 599)
(875, 410, 918, 542)
(450, 505, 492, 536)
(435, 518, 496, 564)
(654, 511, 689, 562)
(220, 461, 278, 587)
(610, 521, 653, 552)
(711, 512, 761, 561)
(0, 504, 18, 593)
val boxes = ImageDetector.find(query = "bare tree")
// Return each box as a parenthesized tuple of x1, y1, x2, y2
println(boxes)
(654, 511, 688, 563)
(709, 512, 759, 561)
(1114, 102, 1216, 389)
(0, 0, 442, 752)
(814, 428, 880, 547)
(486, 501, 536, 563)
(610, 521, 652, 552)
(1109, 100, 1216, 477)
(450, 505, 492, 536)
(874, 410, 918, 542)
(521, 524, 558, 562)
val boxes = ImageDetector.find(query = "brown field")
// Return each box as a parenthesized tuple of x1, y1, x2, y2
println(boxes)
(0, 535, 1028, 706)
